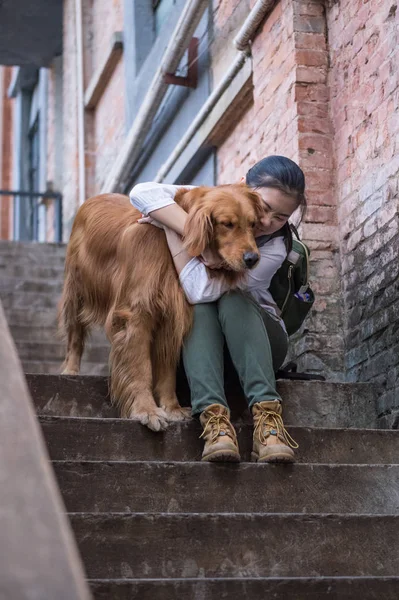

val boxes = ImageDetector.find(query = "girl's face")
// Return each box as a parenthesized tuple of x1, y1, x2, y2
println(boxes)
(254, 187, 298, 236)
(239, 176, 299, 235)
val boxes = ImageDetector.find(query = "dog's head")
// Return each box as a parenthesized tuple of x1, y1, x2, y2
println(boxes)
(180, 184, 264, 273)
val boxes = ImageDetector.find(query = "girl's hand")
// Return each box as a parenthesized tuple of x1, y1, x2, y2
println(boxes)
(137, 215, 164, 229)
(199, 247, 224, 269)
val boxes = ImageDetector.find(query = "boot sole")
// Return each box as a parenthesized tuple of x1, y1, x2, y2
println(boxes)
(202, 450, 241, 463)
(251, 451, 295, 464)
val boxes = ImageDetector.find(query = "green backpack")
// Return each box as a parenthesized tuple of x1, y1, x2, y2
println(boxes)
(260, 225, 315, 336)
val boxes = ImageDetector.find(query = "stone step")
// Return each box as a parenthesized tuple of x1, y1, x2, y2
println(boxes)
(3, 308, 59, 328)
(8, 324, 108, 345)
(16, 341, 109, 363)
(1, 291, 62, 310)
(89, 577, 399, 600)
(28, 374, 379, 428)
(0, 253, 66, 268)
(39, 416, 399, 464)
(0, 263, 65, 279)
(54, 462, 399, 514)
(0, 276, 64, 295)
(0, 240, 66, 255)
(69, 513, 399, 578)
(23, 360, 109, 376)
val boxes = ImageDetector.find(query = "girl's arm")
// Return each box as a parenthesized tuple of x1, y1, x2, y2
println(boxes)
(149, 204, 188, 236)
(133, 182, 222, 267)
(164, 227, 229, 304)
(130, 182, 195, 236)
(164, 227, 193, 273)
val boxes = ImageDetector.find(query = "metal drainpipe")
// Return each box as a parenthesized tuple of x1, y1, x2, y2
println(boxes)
(233, 0, 276, 51)
(75, 0, 86, 205)
(154, 0, 276, 183)
(0, 67, 3, 188)
(0, 67, 3, 236)
(154, 50, 250, 182)
(102, 0, 209, 194)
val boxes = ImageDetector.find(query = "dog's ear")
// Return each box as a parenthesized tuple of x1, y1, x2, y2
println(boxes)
(183, 201, 213, 256)
(246, 188, 265, 222)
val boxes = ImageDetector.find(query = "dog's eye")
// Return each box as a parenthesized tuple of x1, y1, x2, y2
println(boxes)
(250, 222, 256, 228)
(222, 222, 234, 229)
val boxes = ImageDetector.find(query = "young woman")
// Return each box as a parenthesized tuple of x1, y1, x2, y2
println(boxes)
(130, 156, 307, 464)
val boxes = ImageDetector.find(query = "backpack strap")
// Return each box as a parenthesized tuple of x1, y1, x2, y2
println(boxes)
(290, 223, 300, 240)
(256, 223, 293, 254)
(255, 234, 272, 248)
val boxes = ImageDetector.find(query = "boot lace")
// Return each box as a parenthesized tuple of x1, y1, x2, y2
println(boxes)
(254, 409, 298, 449)
(200, 413, 237, 444)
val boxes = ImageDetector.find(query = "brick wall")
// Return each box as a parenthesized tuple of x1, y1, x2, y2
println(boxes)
(327, 0, 399, 425)
(62, 0, 125, 237)
(90, 0, 125, 196)
(0, 67, 14, 240)
(93, 59, 125, 195)
(215, 0, 345, 380)
(46, 0, 398, 416)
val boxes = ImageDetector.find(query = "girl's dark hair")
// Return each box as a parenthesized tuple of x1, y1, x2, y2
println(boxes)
(246, 155, 307, 223)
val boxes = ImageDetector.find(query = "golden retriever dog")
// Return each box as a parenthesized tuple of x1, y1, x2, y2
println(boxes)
(59, 184, 263, 431)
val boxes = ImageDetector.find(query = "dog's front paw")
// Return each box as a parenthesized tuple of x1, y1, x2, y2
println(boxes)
(162, 405, 192, 422)
(61, 367, 80, 376)
(129, 405, 169, 432)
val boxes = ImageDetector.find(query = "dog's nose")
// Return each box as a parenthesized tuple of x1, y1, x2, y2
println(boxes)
(243, 251, 260, 268)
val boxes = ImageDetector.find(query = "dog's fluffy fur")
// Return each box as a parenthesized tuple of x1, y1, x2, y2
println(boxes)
(58, 184, 263, 430)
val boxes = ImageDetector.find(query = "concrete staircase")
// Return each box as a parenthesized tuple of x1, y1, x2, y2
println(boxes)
(28, 374, 399, 599)
(2, 240, 399, 598)
(0, 241, 109, 375)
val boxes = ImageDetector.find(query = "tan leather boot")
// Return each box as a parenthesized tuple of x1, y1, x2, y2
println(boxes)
(252, 400, 298, 463)
(199, 403, 240, 462)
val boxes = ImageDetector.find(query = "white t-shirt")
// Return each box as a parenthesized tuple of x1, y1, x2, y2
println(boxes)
(130, 182, 288, 334)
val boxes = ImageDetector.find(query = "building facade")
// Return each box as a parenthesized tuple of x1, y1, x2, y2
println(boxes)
(0, 0, 398, 424)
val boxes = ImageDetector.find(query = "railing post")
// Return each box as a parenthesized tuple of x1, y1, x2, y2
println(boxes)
(0, 300, 90, 599)
(55, 192, 63, 243)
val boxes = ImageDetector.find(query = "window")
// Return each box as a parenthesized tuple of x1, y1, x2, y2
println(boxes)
(153, 0, 176, 36)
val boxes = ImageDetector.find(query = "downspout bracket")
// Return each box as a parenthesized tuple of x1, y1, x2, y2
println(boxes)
(164, 37, 198, 89)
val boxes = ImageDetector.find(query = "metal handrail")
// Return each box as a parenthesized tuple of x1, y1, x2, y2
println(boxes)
(0, 189, 63, 242)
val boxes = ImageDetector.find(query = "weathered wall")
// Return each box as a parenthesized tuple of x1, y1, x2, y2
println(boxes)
(62, 0, 125, 237)
(327, 0, 399, 425)
(215, 0, 344, 380)
(43, 0, 399, 420)
(62, 0, 80, 237)
(91, 0, 125, 195)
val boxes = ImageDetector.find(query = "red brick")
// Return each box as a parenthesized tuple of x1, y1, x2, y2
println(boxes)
(295, 32, 326, 50)
(304, 169, 334, 191)
(299, 133, 333, 153)
(294, 15, 326, 34)
(305, 189, 336, 207)
(297, 2, 325, 18)
(295, 49, 329, 67)
(305, 205, 336, 224)
(294, 83, 329, 103)
(300, 149, 332, 170)
(296, 65, 328, 84)
(298, 115, 333, 135)
(297, 100, 329, 118)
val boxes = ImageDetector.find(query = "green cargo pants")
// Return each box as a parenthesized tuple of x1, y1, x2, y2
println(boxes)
(182, 291, 288, 416)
